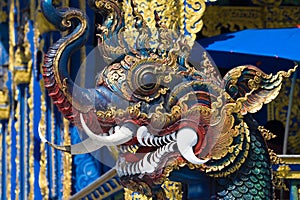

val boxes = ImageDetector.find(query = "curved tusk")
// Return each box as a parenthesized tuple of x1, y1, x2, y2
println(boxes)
(177, 127, 209, 165)
(69, 138, 104, 154)
(39, 124, 70, 152)
(39, 123, 105, 154)
(80, 113, 134, 146)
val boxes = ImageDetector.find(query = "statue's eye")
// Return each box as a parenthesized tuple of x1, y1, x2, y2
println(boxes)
(127, 59, 165, 101)
(141, 72, 157, 90)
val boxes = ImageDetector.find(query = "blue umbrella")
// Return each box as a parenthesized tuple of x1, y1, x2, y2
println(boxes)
(198, 28, 300, 155)
(199, 28, 300, 62)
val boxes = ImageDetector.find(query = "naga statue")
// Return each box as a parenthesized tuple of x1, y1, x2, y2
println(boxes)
(40, 0, 297, 199)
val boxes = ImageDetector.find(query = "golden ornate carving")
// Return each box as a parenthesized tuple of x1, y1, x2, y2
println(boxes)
(63, 119, 72, 199)
(276, 165, 291, 178)
(14, 21, 32, 85)
(6, 119, 12, 199)
(258, 126, 277, 141)
(8, 0, 15, 73)
(269, 149, 284, 164)
(122, 0, 206, 43)
(50, 103, 56, 196)
(14, 94, 21, 200)
(124, 180, 181, 200)
(272, 171, 289, 191)
(0, 89, 10, 120)
(161, 180, 183, 200)
(39, 81, 49, 200)
(202, 4, 300, 37)
(28, 74, 35, 199)
(124, 188, 152, 200)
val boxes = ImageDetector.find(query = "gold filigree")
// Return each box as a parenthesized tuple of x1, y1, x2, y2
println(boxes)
(6, 119, 12, 199)
(14, 96, 21, 199)
(63, 119, 72, 199)
(202, 4, 300, 37)
(0, 89, 10, 120)
(8, 0, 15, 73)
(49, 102, 56, 196)
(124, 188, 152, 200)
(258, 126, 277, 141)
(14, 21, 32, 85)
(269, 149, 284, 165)
(123, 0, 206, 44)
(205, 121, 251, 177)
(162, 180, 183, 200)
(39, 81, 49, 200)
(272, 170, 289, 193)
(28, 74, 35, 199)
(276, 165, 291, 178)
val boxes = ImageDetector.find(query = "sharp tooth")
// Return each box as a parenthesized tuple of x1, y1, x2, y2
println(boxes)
(148, 135, 155, 146)
(137, 126, 148, 146)
(127, 146, 133, 153)
(138, 157, 143, 172)
(123, 164, 128, 176)
(130, 163, 136, 175)
(158, 137, 163, 145)
(119, 146, 124, 153)
(149, 153, 158, 168)
(154, 137, 159, 146)
(127, 164, 132, 176)
(144, 134, 152, 146)
(171, 132, 176, 140)
(166, 135, 172, 142)
(154, 149, 161, 159)
(162, 135, 167, 144)
(142, 153, 155, 173)
(134, 164, 139, 175)
(177, 128, 209, 165)
(168, 142, 175, 151)
(152, 151, 160, 163)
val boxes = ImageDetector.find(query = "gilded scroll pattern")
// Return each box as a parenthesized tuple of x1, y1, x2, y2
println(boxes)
(202, 5, 300, 37)
(63, 119, 72, 199)
(39, 82, 49, 200)
(122, 0, 205, 41)
(202, 6, 263, 37)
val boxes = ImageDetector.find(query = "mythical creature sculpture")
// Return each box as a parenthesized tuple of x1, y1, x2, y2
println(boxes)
(40, 0, 297, 198)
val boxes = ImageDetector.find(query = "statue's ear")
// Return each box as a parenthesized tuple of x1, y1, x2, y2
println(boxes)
(223, 64, 297, 115)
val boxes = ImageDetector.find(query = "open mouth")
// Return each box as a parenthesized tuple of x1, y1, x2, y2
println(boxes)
(116, 126, 178, 176)
(78, 113, 210, 177)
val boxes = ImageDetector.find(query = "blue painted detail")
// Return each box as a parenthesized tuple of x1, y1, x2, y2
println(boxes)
(71, 127, 103, 193)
